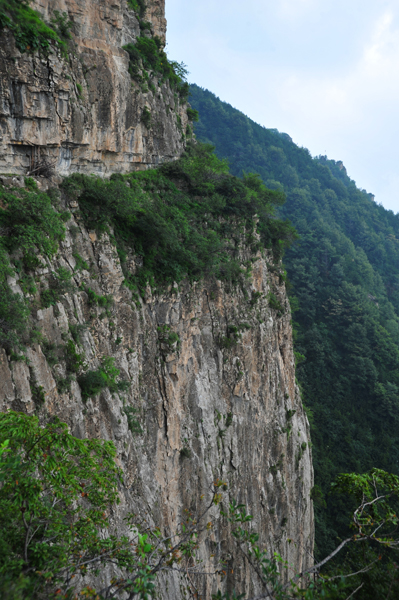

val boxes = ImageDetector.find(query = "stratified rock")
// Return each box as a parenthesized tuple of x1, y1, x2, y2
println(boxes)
(0, 205, 314, 598)
(0, 0, 188, 176)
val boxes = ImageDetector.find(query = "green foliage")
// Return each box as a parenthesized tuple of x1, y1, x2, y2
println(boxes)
(127, 0, 146, 19)
(73, 251, 89, 272)
(157, 324, 180, 353)
(187, 107, 199, 122)
(85, 287, 113, 310)
(0, 186, 67, 258)
(65, 339, 85, 374)
(41, 267, 74, 308)
(189, 84, 399, 584)
(123, 38, 190, 99)
(50, 10, 72, 41)
(76, 82, 83, 99)
(2, 417, 397, 600)
(0, 0, 66, 54)
(0, 412, 121, 597)
(78, 357, 129, 401)
(219, 323, 251, 350)
(0, 281, 29, 350)
(141, 106, 152, 128)
(0, 417, 229, 597)
(62, 143, 292, 293)
(180, 446, 192, 459)
(268, 291, 284, 315)
(123, 406, 143, 435)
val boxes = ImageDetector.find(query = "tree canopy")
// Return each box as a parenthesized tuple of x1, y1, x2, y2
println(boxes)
(189, 85, 399, 587)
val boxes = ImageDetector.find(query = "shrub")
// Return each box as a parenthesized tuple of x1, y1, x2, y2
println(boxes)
(141, 106, 152, 128)
(268, 292, 284, 315)
(157, 324, 180, 353)
(78, 357, 128, 401)
(0, 187, 67, 258)
(123, 406, 143, 435)
(123, 37, 189, 99)
(50, 10, 72, 41)
(0, 282, 29, 350)
(86, 287, 113, 310)
(127, 0, 146, 19)
(186, 107, 199, 122)
(0, 0, 66, 54)
(62, 144, 292, 293)
(41, 267, 75, 307)
(65, 340, 85, 373)
(0, 412, 121, 596)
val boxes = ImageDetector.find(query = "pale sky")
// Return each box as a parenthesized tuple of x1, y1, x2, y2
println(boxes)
(165, 0, 399, 213)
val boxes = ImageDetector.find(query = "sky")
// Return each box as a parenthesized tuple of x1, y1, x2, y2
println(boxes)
(165, 0, 399, 213)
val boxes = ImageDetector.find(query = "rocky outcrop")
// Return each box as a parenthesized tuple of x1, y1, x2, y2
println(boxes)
(0, 190, 314, 598)
(0, 0, 188, 176)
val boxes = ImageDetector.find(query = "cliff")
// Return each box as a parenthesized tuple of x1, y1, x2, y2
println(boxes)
(0, 2, 314, 597)
(0, 173, 314, 597)
(0, 0, 188, 176)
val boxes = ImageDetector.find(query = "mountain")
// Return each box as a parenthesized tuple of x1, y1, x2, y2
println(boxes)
(0, 3, 315, 597)
(189, 83, 399, 559)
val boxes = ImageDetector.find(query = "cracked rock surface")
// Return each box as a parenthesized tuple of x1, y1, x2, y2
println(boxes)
(0, 199, 314, 598)
(0, 0, 188, 176)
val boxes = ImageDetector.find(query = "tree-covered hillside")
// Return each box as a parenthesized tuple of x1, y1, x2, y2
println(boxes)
(189, 84, 399, 560)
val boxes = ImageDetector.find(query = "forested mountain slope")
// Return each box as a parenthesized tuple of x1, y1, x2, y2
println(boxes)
(189, 84, 399, 558)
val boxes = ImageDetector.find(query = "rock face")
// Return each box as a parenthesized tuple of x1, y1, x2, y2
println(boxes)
(0, 0, 188, 176)
(0, 196, 314, 597)
(0, 0, 314, 595)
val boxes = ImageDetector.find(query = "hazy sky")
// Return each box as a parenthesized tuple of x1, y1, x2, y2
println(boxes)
(165, 0, 399, 213)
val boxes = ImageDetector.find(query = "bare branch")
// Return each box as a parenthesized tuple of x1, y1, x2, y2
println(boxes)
(345, 582, 364, 600)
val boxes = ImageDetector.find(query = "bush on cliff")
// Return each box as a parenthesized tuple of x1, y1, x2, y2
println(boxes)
(0, 0, 66, 54)
(62, 142, 296, 293)
(0, 183, 68, 349)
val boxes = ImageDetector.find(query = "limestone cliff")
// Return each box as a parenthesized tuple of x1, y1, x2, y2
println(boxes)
(0, 0, 188, 176)
(0, 1, 314, 596)
(0, 183, 314, 597)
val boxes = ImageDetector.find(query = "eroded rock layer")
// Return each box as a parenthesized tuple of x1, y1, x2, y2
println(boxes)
(0, 0, 187, 176)
(0, 191, 314, 598)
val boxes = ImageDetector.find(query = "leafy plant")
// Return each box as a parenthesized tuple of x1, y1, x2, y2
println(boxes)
(0, 0, 66, 54)
(123, 37, 190, 100)
(268, 292, 284, 315)
(0, 412, 122, 597)
(0, 186, 67, 258)
(78, 357, 129, 401)
(65, 339, 85, 374)
(127, 0, 146, 19)
(85, 287, 113, 310)
(62, 143, 292, 294)
(187, 107, 199, 122)
(41, 267, 75, 308)
(157, 324, 180, 354)
(141, 106, 152, 128)
(50, 10, 72, 41)
(123, 406, 143, 435)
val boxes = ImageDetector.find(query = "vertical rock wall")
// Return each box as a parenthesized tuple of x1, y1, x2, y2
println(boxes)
(0, 0, 187, 176)
(0, 193, 314, 598)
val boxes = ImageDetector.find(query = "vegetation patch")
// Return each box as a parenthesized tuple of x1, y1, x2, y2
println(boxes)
(268, 292, 284, 315)
(0, 185, 67, 349)
(0, 0, 67, 54)
(78, 357, 129, 401)
(123, 37, 190, 100)
(157, 324, 180, 354)
(41, 267, 75, 308)
(62, 143, 294, 295)
(85, 287, 113, 311)
(123, 406, 143, 435)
